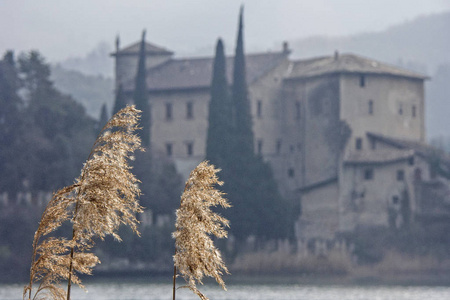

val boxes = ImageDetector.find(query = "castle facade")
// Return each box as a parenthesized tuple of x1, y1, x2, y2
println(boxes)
(112, 40, 448, 241)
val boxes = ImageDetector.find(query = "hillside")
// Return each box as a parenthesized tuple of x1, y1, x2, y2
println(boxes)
(51, 65, 114, 119)
(289, 11, 450, 73)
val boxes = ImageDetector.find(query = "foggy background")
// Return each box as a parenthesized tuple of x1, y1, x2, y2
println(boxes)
(2, 0, 449, 61)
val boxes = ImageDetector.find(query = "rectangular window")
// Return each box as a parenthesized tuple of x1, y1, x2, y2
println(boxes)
(290, 145, 295, 153)
(356, 138, 363, 150)
(364, 169, 374, 180)
(288, 168, 295, 178)
(295, 101, 301, 120)
(186, 142, 193, 156)
(398, 103, 403, 115)
(276, 139, 282, 155)
(397, 170, 405, 181)
(186, 101, 193, 119)
(166, 103, 173, 120)
(368, 100, 374, 115)
(412, 105, 416, 118)
(166, 143, 173, 156)
(257, 139, 263, 155)
(360, 75, 366, 87)
(257, 100, 262, 118)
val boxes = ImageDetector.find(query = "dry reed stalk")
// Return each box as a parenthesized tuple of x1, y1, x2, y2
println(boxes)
(23, 106, 143, 300)
(172, 161, 231, 300)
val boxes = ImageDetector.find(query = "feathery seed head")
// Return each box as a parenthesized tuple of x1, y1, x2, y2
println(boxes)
(24, 106, 143, 300)
(173, 161, 231, 300)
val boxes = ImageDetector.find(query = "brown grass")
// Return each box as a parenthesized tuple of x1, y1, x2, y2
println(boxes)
(374, 251, 450, 274)
(231, 248, 353, 275)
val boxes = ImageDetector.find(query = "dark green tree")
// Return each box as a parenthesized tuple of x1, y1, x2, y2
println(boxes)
(133, 30, 151, 148)
(98, 102, 109, 132)
(112, 83, 126, 116)
(0, 51, 25, 195)
(209, 7, 295, 243)
(231, 6, 253, 156)
(205, 39, 233, 168)
(133, 150, 182, 218)
(0, 50, 98, 282)
(18, 51, 96, 191)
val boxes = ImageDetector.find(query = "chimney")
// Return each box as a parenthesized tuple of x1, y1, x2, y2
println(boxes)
(334, 50, 339, 60)
(115, 35, 120, 52)
(283, 41, 290, 54)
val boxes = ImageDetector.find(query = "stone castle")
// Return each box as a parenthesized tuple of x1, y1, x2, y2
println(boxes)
(112, 38, 450, 242)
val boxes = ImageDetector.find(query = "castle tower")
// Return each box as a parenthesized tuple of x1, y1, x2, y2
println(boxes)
(111, 37, 174, 90)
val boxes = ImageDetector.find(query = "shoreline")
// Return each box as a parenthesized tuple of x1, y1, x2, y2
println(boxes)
(78, 269, 450, 287)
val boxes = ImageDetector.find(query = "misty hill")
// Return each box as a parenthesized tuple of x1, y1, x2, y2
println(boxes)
(289, 11, 450, 73)
(51, 65, 114, 119)
(57, 42, 114, 78)
(427, 63, 450, 140)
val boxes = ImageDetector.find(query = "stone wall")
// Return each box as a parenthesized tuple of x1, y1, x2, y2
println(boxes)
(284, 75, 341, 187)
(339, 153, 430, 232)
(340, 74, 425, 155)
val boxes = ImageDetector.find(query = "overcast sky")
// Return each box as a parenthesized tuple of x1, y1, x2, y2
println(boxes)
(1, 0, 450, 62)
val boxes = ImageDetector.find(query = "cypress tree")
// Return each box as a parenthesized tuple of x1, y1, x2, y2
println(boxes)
(221, 7, 295, 243)
(133, 30, 151, 148)
(0, 51, 24, 195)
(205, 39, 233, 168)
(98, 102, 109, 132)
(112, 83, 126, 116)
(232, 6, 253, 156)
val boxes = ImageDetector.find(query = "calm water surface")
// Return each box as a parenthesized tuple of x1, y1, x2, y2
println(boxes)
(3, 278, 450, 300)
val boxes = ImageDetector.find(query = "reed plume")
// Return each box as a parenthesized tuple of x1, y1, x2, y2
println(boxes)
(24, 105, 143, 300)
(172, 161, 231, 300)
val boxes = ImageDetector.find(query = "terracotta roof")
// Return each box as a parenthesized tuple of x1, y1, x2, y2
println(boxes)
(285, 53, 428, 80)
(344, 149, 415, 165)
(123, 51, 287, 91)
(112, 41, 174, 56)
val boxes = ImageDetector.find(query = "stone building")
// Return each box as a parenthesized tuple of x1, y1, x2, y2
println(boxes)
(112, 39, 449, 242)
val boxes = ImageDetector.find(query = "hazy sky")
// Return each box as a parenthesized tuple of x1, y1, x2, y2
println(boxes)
(1, 0, 450, 62)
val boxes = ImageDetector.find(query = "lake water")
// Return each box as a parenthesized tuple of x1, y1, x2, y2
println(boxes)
(4, 278, 450, 300)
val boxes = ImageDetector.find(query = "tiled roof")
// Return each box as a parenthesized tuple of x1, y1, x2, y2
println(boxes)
(112, 41, 174, 56)
(286, 53, 428, 80)
(124, 51, 287, 91)
(367, 132, 436, 158)
(366, 132, 450, 174)
(344, 149, 415, 165)
(297, 177, 338, 193)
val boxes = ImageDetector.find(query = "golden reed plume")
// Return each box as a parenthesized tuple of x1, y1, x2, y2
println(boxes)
(172, 161, 231, 300)
(24, 106, 143, 300)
